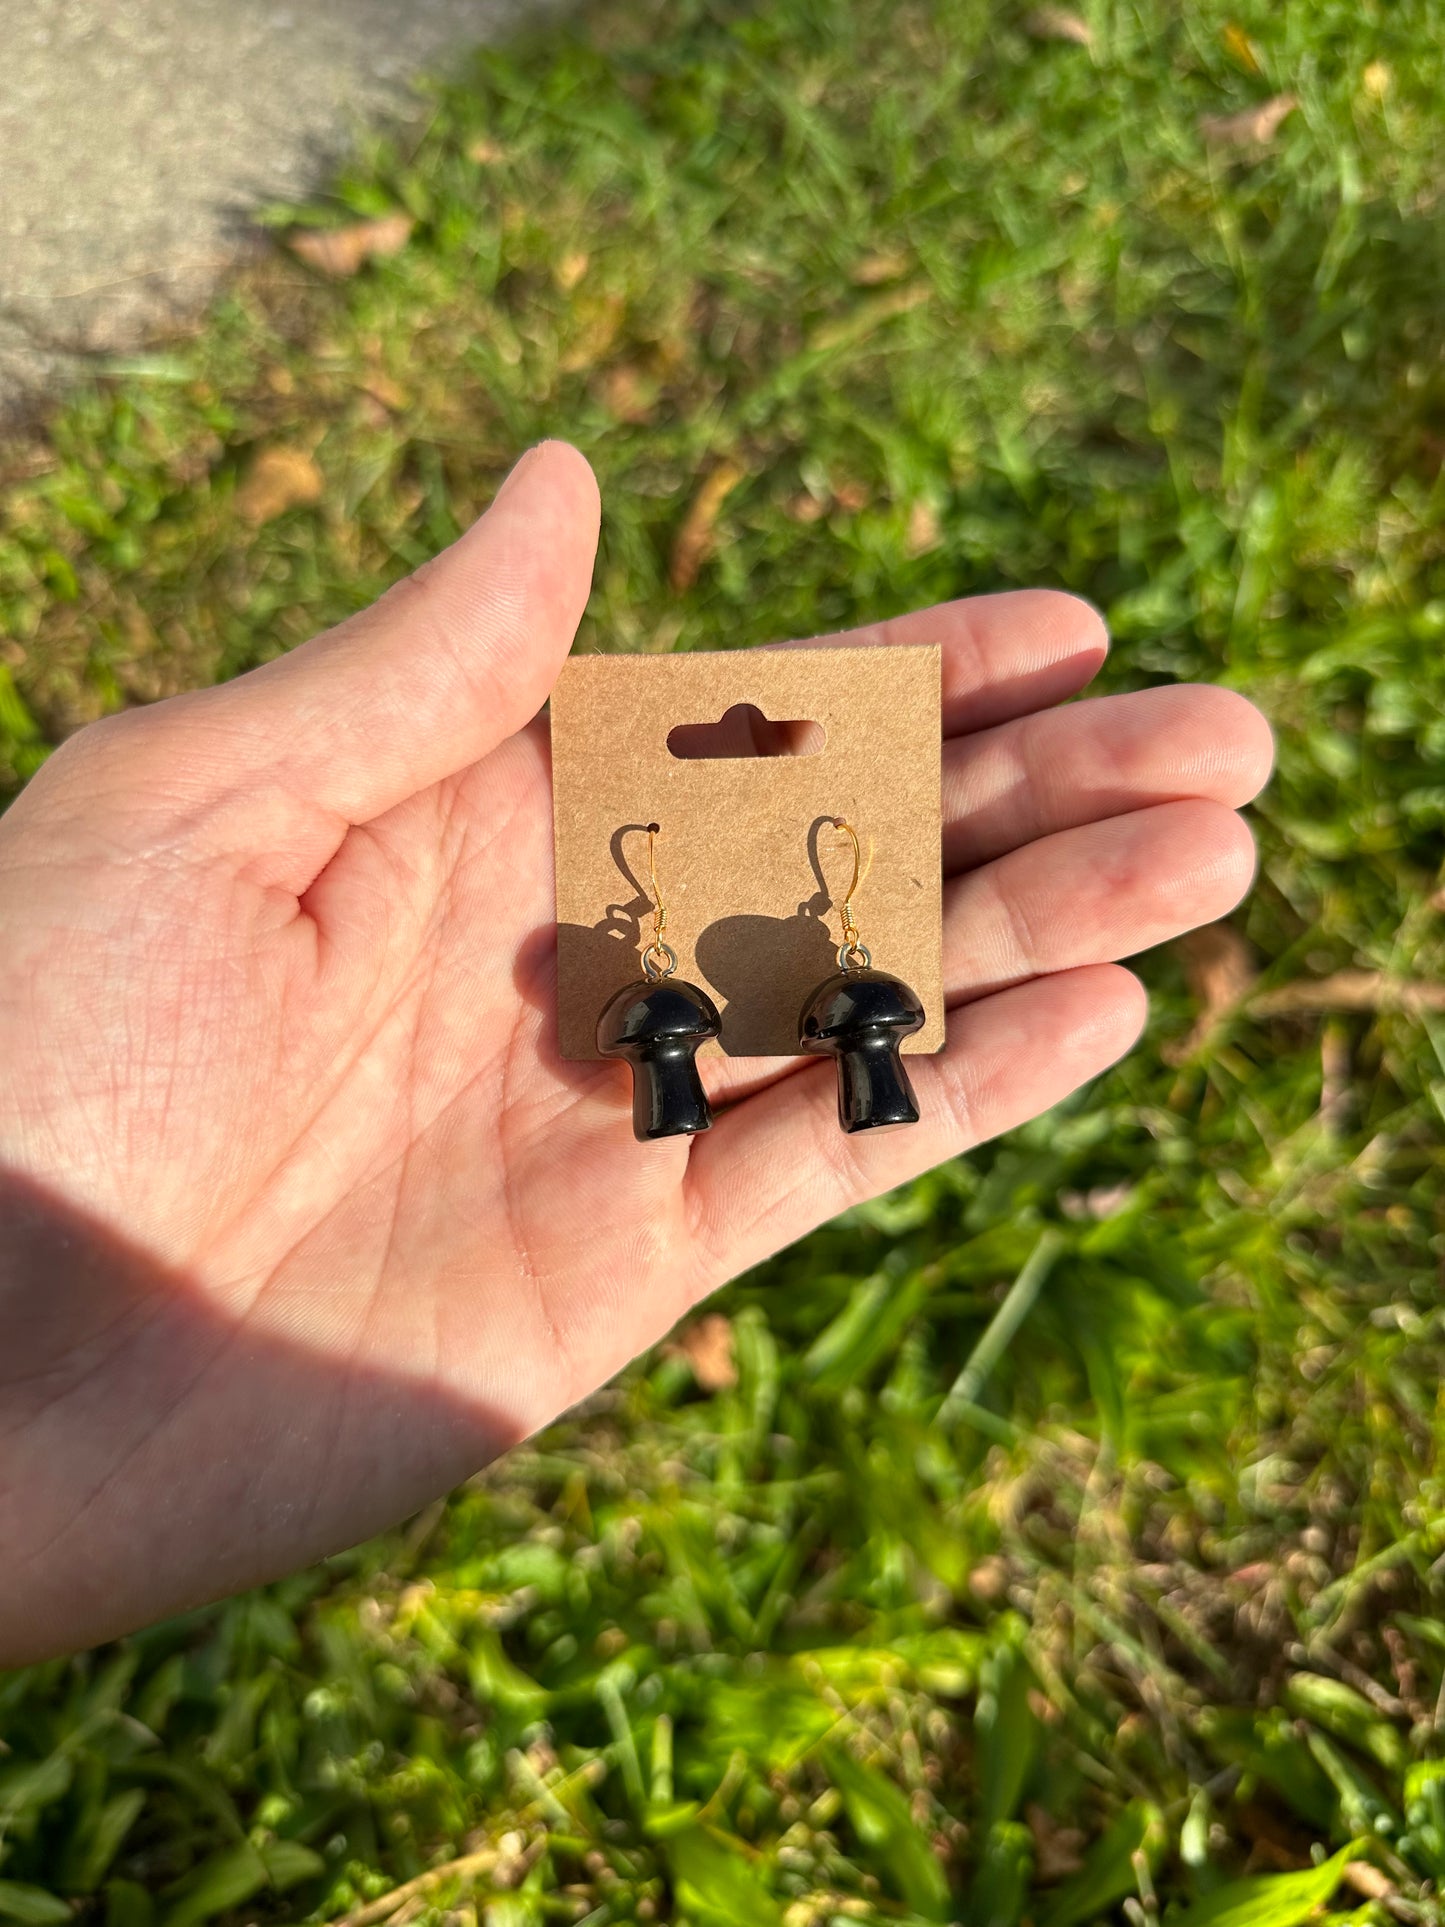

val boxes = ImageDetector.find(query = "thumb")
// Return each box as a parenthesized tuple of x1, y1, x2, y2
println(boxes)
(202, 439, 599, 827)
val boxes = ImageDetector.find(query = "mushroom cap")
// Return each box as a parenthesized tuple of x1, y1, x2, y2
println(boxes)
(798, 967, 926, 1051)
(597, 977, 722, 1057)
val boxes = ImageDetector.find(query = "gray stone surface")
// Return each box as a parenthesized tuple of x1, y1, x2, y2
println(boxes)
(0, 0, 546, 414)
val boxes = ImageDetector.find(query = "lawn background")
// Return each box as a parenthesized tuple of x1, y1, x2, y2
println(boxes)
(2, 1, 1445, 1922)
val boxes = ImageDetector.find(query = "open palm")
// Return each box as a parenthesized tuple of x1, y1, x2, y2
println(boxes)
(0, 444, 1271, 1662)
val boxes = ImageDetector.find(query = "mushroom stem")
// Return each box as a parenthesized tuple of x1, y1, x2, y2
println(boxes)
(835, 1034, 920, 1132)
(631, 1046, 713, 1140)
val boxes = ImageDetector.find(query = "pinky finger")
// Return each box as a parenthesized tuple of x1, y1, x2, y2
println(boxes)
(683, 964, 1147, 1285)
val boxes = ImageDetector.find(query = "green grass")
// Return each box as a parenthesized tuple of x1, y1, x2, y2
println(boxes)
(3, 0, 1445, 1920)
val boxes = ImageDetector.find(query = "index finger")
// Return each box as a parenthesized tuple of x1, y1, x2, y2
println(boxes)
(778, 589, 1108, 737)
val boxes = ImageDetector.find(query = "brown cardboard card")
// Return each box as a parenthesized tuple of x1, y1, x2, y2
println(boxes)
(551, 644, 943, 1059)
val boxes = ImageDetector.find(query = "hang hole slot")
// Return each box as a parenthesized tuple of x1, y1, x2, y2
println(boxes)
(667, 703, 826, 760)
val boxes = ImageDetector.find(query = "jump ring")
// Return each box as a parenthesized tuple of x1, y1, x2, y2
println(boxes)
(643, 942, 679, 981)
(838, 941, 872, 972)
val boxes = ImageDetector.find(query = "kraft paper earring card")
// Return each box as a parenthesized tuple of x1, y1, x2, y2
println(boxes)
(550, 644, 943, 1060)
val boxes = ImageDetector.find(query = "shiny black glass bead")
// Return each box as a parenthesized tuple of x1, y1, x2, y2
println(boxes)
(798, 967, 926, 1133)
(596, 977, 722, 1141)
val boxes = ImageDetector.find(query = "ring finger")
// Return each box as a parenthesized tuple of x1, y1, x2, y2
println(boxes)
(943, 683, 1274, 873)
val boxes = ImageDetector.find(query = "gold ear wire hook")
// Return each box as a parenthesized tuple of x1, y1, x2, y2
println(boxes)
(831, 818, 869, 967)
(646, 823, 667, 941)
(640, 822, 677, 980)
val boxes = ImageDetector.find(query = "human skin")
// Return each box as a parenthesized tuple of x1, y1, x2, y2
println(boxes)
(0, 442, 1273, 1664)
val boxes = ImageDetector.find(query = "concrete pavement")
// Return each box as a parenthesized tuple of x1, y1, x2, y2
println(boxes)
(0, 0, 544, 414)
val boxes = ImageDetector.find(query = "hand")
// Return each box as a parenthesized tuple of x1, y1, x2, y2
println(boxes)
(0, 443, 1271, 1662)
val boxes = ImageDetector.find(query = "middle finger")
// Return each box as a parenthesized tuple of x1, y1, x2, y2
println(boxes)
(943, 683, 1274, 873)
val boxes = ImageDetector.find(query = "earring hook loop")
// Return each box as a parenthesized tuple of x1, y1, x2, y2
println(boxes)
(640, 822, 676, 980)
(831, 818, 871, 971)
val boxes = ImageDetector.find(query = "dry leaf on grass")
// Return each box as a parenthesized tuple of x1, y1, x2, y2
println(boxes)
(1171, 934, 1445, 1050)
(286, 213, 414, 278)
(850, 249, 912, 286)
(668, 459, 745, 592)
(359, 371, 407, 413)
(1343, 1864, 1396, 1902)
(1250, 970, 1445, 1017)
(554, 250, 590, 292)
(1165, 920, 1256, 1062)
(785, 491, 828, 524)
(832, 478, 871, 514)
(1026, 1804, 1087, 1882)
(905, 499, 941, 556)
(235, 447, 323, 526)
(1059, 1181, 1134, 1221)
(1230, 1561, 1274, 1587)
(807, 279, 931, 354)
(677, 1313, 737, 1391)
(558, 292, 626, 373)
(1182, 921, 1258, 1009)
(967, 1555, 1010, 1603)
(596, 363, 655, 424)
(466, 135, 506, 164)
(1221, 22, 1263, 75)
(1200, 93, 1297, 148)
(331, 1846, 500, 1927)
(1024, 7, 1093, 47)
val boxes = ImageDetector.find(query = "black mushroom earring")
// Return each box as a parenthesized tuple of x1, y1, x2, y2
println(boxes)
(596, 824, 722, 1142)
(798, 817, 926, 1133)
